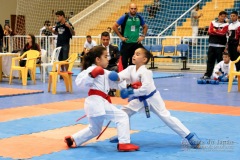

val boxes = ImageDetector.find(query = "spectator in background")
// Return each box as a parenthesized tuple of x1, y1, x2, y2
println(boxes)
(100, 32, 119, 72)
(41, 21, 52, 50)
(106, 27, 114, 44)
(113, 3, 148, 69)
(3, 24, 14, 52)
(212, 52, 236, 82)
(79, 35, 97, 66)
(201, 11, 228, 79)
(3, 24, 13, 36)
(20, 34, 41, 79)
(83, 35, 97, 55)
(190, 5, 203, 45)
(100, 31, 120, 96)
(0, 24, 3, 52)
(50, 10, 75, 72)
(148, 0, 160, 18)
(107, 27, 113, 36)
(227, 11, 240, 71)
(40, 20, 51, 36)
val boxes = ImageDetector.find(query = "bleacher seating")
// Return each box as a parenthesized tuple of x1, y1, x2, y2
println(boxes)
(140, 0, 211, 36)
(137, 0, 239, 37)
(225, 0, 240, 15)
(146, 44, 190, 70)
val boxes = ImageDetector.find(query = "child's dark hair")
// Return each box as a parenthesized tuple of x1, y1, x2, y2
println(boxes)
(231, 11, 238, 16)
(222, 52, 230, 57)
(82, 46, 106, 70)
(139, 47, 153, 64)
(86, 35, 91, 38)
(219, 11, 227, 16)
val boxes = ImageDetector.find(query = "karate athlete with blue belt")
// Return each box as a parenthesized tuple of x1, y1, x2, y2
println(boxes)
(109, 47, 201, 149)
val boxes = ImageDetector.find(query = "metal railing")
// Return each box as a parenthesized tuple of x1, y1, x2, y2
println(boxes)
(2, 35, 209, 68)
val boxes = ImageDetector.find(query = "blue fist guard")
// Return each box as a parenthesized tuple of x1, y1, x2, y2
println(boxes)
(185, 132, 201, 148)
(120, 87, 134, 99)
(221, 77, 228, 82)
(197, 79, 208, 84)
(108, 71, 119, 81)
(210, 80, 219, 85)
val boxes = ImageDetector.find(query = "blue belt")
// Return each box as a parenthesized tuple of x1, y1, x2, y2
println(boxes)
(128, 89, 157, 118)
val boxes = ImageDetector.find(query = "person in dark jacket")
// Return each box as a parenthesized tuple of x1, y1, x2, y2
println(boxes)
(100, 31, 120, 96)
(201, 11, 228, 79)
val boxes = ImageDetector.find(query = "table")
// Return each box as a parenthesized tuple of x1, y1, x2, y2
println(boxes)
(0, 53, 19, 81)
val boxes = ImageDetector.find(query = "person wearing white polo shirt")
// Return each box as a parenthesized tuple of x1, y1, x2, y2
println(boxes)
(83, 35, 97, 54)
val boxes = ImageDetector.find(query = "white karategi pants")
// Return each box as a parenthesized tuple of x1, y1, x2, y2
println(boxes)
(122, 91, 190, 138)
(72, 96, 130, 146)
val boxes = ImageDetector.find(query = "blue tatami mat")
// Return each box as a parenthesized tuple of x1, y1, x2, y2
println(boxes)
(152, 71, 183, 79)
(219, 81, 238, 85)
(29, 109, 240, 160)
(31, 131, 239, 160)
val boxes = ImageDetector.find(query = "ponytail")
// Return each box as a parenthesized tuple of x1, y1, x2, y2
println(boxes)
(82, 46, 106, 70)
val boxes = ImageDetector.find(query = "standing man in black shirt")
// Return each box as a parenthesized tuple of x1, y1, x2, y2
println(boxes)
(50, 10, 75, 71)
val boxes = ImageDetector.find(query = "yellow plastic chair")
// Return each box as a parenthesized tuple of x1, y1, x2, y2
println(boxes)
(9, 50, 40, 85)
(48, 53, 78, 94)
(228, 56, 240, 92)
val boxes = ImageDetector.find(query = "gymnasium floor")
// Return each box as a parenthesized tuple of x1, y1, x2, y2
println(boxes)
(0, 70, 239, 160)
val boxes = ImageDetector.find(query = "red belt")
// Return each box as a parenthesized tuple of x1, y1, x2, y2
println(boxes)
(88, 89, 112, 103)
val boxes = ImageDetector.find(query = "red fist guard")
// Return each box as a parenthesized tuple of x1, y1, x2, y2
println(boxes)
(89, 66, 104, 78)
(131, 81, 142, 89)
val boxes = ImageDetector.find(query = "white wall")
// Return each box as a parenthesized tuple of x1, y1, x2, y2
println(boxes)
(0, 0, 17, 26)
(0, 0, 97, 34)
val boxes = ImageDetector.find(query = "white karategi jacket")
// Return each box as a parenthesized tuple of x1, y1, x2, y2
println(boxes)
(118, 65, 191, 138)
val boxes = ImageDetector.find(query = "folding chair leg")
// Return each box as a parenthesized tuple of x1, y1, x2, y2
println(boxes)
(22, 70, 27, 86)
(69, 75, 73, 93)
(238, 76, 240, 92)
(33, 70, 36, 84)
(63, 77, 70, 92)
(19, 71, 21, 80)
(9, 69, 13, 84)
(48, 75, 52, 92)
(43, 67, 46, 83)
(52, 74, 57, 94)
(48, 72, 58, 94)
(228, 74, 234, 92)
(30, 70, 35, 84)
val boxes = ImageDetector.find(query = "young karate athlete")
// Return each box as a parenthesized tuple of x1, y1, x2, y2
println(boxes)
(212, 52, 236, 82)
(108, 47, 201, 148)
(64, 46, 139, 152)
